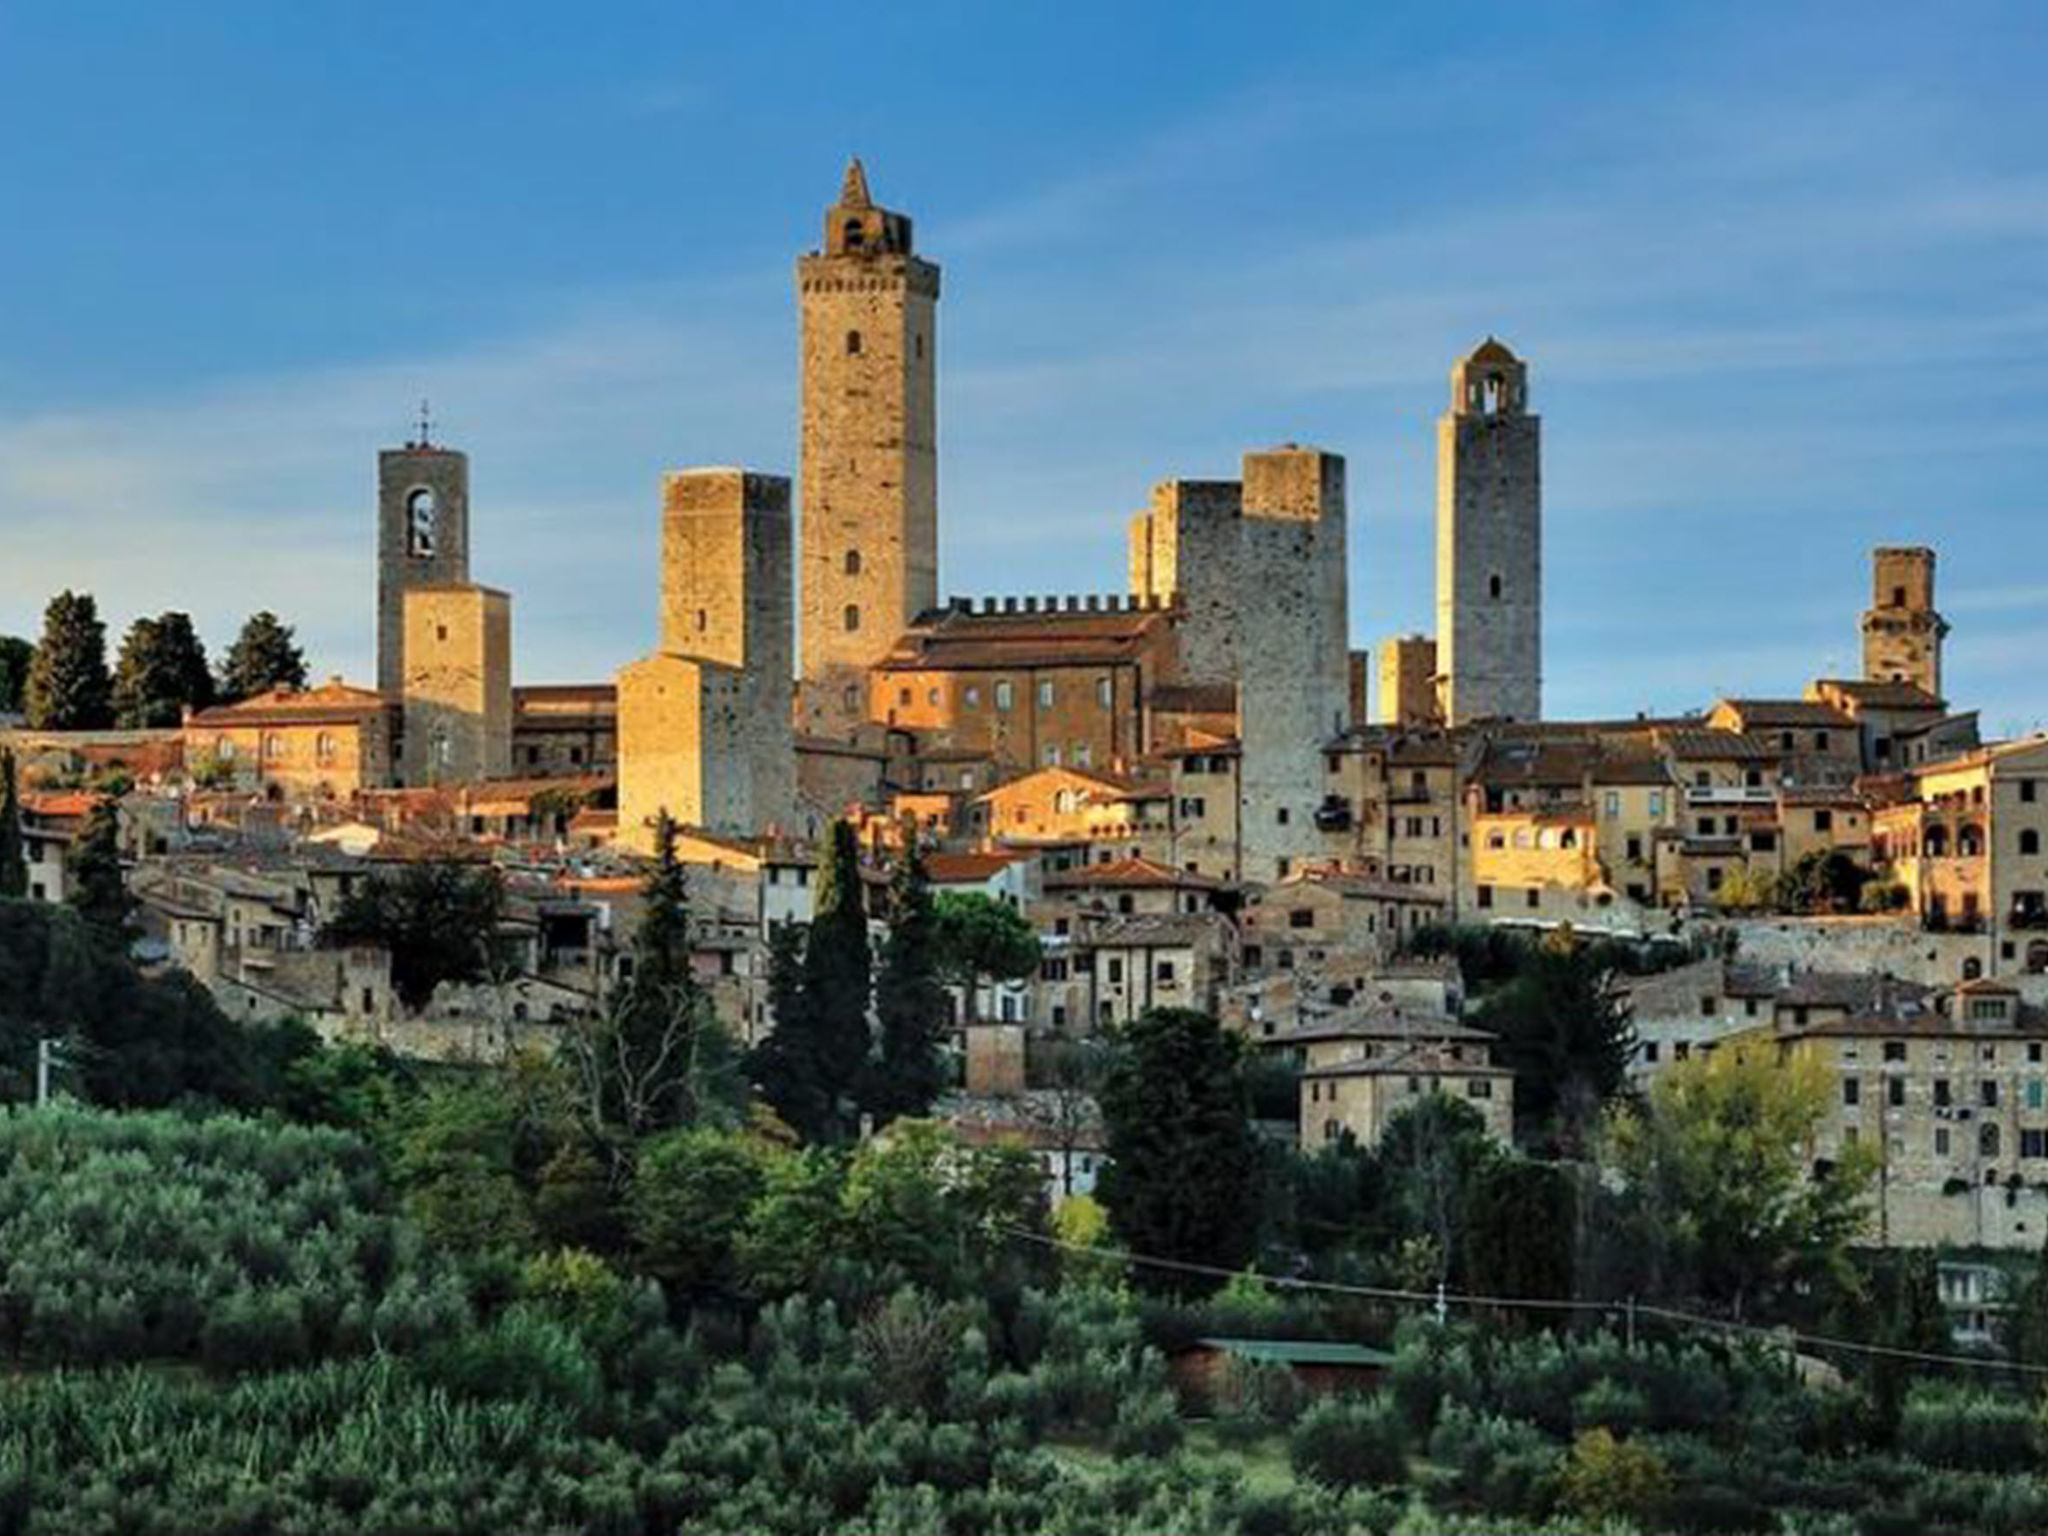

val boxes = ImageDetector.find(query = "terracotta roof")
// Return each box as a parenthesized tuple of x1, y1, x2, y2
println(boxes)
(1084, 913, 1228, 948)
(22, 791, 105, 819)
(926, 850, 1032, 883)
(1303, 1041, 1513, 1079)
(875, 603, 1175, 673)
(188, 682, 391, 728)
(1045, 856, 1218, 890)
(1717, 699, 1854, 729)
(1659, 729, 1780, 762)
(1812, 679, 1945, 711)
(1279, 1010, 1493, 1045)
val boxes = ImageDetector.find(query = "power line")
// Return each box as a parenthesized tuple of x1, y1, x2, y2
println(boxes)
(995, 1224, 2048, 1378)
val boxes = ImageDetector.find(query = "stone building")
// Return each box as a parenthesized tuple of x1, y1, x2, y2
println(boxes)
(1435, 339, 1541, 725)
(1128, 478, 1245, 691)
(1287, 1008, 1514, 1150)
(618, 469, 796, 849)
(400, 583, 512, 785)
(376, 432, 471, 700)
(184, 681, 397, 799)
(1376, 635, 1442, 728)
(1862, 546, 1949, 702)
(511, 684, 617, 776)
(797, 159, 940, 737)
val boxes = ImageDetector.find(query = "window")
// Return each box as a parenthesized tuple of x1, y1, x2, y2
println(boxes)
(2027, 1130, 2048, 1160)
(1700, 996, 1717, 1017)
(1043, 744, 1061, 767)
(1842, 1077, 1860, 1107)
(1888, 1077, 1906, 1107)
(434, 623, 448, 642)
(1626, 835, 1644, 862)
(1037, 679, 1054, 708)
(1526, 888, 1540, 909)
(1642, 1041, 1660, 1064)
(1097, 677, 1112, 708)
(1155, 959, 1176, 983)
(845, 330, 862, 354)
(2030, 1078, 2045, 1110)
(1073, 743, 1091, 768)
(897, 687, 911, 707)
(843, 604, 861, 632)
(315, 732, 336, 762)
(1477, 885, 1494, 909)
(1649, 790, 1665, 816)
(844, 549, 862, 576)
(2024, 780, 2038, 803)
(995, 681, 1013, 711)
(1883, 1041, 1907, 1062)
(1814, 810, 1833, 833)
(964, 685, 980, 708)
(1289, 909, 1315, 929)
(1489, 573, 1503, 600)
(1467, 1078, 1493, 1100)
(1934, 1079, 1952, 1107)
(2024, 830, 2042, 856)
(1106, 957, 1124, 985)
(262, 733, 283, 760)
(1604, 791, 1620, 817)
(1935, 1127, 1951, 1157)
(406, 487, 437, 557)
(1982, 1080, 2001, 1108)
(1981, 1123, 2002, 1158)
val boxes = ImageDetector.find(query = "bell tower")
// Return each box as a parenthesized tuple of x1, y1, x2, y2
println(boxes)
(796, 158, 940, 736)
(1435, 338, 1541, 725)
(1862, 546, 1948, 701)
(376, 405, 470, 699)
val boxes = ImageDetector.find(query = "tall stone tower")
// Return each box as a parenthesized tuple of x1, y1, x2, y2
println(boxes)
(377, 427, 470, 700)
(1862, 546, 1948, 700)
(797, 158, 940, 736)
(1128, 479, 1244, 690)
(1435, 338, 1541, 725)
(401, 584, 512, 785)
(618, 470, 796, 848)
(1237, 446, 1350, 884)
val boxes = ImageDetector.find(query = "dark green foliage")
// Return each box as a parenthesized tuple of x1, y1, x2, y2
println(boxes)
(0, 634, 33, 715)
(64, 798, 132, 942)
(1426, 1405, 1561, 1518)
(629, 1126, 768, 1300)
(1460, 1155, 1576, 1305)
(575, 814, 745, 1146)
(1470, 931, 1634, 1154)
(111, 610, 214, 728)
(1777, 849, 1872, 915)
(750, 820, 871, 1143)
(1377, 1092, 1500, 1286)
(1896, 1383, 2039, 1471)
(868, 840, 948, 1123)
(23, 589, 112, 729)
(1096, 1008, 1261, 1292)
(1290, 1392, 1409, 1488)
(0, 751, 24, 900)
(216, 609, 309, 702)
(325, 861, 507, 1013)
(932, 888, 1040, 1025)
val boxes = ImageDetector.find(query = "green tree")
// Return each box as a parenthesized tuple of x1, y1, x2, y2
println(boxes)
(1472, 928, 1634, 1155)
(1378, 1093, 1499, 1287)
(933, 890, 1040, 1026)
(0, 750, 26, 899)
(65, 799, 131, 942)
(629, 1125, 770, 1299)
(111, 611, 213, 728)
(1461, 1155, 1576, 1305)
(567, 814, 745, 1148)
(24, 591, 113, 730)
(868, 839, 948, 1123)
(0, 635, 33, 715)
(750, 821, 871, 1142)
(1598, 1049, 1878, 1319)
(1096, 1008, 1261, 1292)
(392, 1078, 541, 1255)
(1778, 850, 1872, 916)
(217, 610, 308, 702)
(324, 861, 506, 1013)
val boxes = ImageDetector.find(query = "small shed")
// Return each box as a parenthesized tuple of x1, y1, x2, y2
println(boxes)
(1169, 1336, 1396, 1410)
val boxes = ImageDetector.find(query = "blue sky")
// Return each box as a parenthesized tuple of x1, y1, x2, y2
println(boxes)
(2, 2, 2045, 729)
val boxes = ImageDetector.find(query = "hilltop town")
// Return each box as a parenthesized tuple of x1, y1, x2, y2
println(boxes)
(6, 158, 2045, 1266)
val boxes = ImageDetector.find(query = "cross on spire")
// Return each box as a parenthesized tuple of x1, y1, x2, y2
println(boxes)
(413, 398, 434, 449)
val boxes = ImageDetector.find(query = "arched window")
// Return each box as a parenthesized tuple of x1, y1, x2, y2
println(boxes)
(845, 330, 862, 355)
(1963, 957, 1985, 980)
(216, 735, 235, 761)
(315, 732, 336, 762)
(842, 219, 864, 250)
(1960, 824, 1985, 858)
(844, 549, 862, 576)
(262, 733, 283, 760)
(843, 604, 861, 633)
(696, 609, 708, 633)
(2023, 829, 2041, 856)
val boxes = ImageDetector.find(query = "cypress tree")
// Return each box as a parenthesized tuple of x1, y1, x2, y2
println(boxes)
(112, 611, 214, 728)
(24, 591, 113, 730)
(750, 820, 873, 1142)
(0, 636, 32, 716)
(0, 750, 26, 899)
(868, 837, 948, 1123)
(217, 611, 308, 702)
(66, 799, 133, 944)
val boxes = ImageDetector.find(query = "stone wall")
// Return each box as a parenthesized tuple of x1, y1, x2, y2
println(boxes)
(401, 584, 512, 784)
(376, 445, 470, 699)
(1129, 479, 1243, 691)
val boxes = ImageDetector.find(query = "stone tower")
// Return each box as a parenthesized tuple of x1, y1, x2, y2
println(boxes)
(1377, 634, 1442, 727)
(401, 584, 512, 785)
(1128, 478, 1244, 690)
(618, 469, 796, 848)
(1862, 546, 1948, 700)
(1435, 338, 1541, 725)
(1237, 446, 1350, 884)
(377, 431, 470, 699)
(797, 158, 940, 736)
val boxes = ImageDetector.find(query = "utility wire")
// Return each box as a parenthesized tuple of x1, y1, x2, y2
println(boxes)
(995, 1224, 2048, 1378)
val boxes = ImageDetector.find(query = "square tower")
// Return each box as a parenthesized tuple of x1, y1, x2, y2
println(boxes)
(1128, 478, 1244, 691)
(401, 584, 512, 785)
(797, 158, 941, 736)
(377, 436, 470, 699)
(1377, 634, 1443, 727)
(619, 469, 796, 848)
(1435, 338, 1541, 725)
(1862, 546, 1949, 701)
(1237, 445, 1350, 884)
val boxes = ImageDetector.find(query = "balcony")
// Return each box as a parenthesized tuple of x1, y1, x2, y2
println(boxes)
(1684, 785, 1775, 807)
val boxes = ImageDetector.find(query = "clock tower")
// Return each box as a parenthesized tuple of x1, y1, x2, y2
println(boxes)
(376, 412, 471, 699)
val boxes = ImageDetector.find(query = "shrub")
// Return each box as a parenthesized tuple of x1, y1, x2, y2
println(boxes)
(1572, 1376, 1651, 1437)
(1426, 1404, 1559, 1518)
(1560, 1427, 1670, 1526)
(1110, 1388, 1185, 1457)
(1897, 1383, 2038, 1471)
(1291, 1392, 1409, 1489)
(1386, 1320, 1480, 1434)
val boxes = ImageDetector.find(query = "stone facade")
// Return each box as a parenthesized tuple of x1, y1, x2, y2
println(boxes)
(1436, 340, 1540, 725)
(1862, 545, 1949, 701)
(184, 681, 396, 799)
(1128, 479, 1244, 691)
(376, 441, 470, 699)
(1238, 447, 1351, 884)
(797, 159, 940, 737)
(1376, 634, 1441, 728)
(617, 470, 796, 848)
(401, 584, 512, 785)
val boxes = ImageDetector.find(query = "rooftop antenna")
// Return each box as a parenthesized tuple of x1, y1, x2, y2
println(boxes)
(414, 398, 434, 449)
